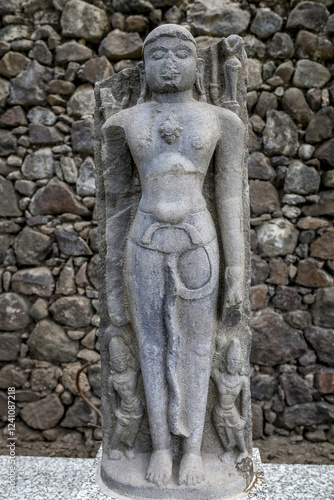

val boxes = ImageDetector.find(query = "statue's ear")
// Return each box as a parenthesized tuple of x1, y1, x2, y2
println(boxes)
(137, 61, 147, 104)
(196, 57, 206, 103)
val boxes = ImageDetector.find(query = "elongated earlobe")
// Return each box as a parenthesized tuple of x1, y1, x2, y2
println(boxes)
(195, 58, 206, 103)
(137, 61, 147, 104)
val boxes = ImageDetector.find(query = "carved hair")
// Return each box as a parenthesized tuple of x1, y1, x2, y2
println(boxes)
(142, 24, 196, 54)
(226, 338, 243, 362)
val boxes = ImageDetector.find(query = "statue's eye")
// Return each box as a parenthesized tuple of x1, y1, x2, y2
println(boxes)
(175, 50, 189, 59)
(151, 51, 165, 60)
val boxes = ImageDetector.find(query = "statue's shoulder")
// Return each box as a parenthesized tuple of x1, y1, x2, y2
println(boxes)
(102, 106, 131, 132)
(214, 106, 245, 134)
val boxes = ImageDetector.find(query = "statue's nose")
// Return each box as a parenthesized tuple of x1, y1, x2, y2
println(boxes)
(165, 51, 176, 69)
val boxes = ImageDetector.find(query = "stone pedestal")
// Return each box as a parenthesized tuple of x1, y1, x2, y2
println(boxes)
(76, 448, 270, 500)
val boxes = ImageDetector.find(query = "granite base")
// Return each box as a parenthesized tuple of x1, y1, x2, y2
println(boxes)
(76, 448, 270, 500)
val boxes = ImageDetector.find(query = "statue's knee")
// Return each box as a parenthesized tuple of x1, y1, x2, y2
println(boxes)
(177, 247, 211, 290)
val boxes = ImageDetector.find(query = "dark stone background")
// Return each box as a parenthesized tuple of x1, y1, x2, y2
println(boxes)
(0, 0, 334, 457)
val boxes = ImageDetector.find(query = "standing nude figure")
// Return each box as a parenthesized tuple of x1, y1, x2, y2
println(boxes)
(100, 24, 247, 488)
(108, 337, 144, 461)
(211, 338, 251, 464)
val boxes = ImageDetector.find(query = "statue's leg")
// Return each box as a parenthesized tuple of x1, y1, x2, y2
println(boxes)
(109, 422, 123, 460)
(234, 429, 249, 463)
(126, 240, 173, 485)
(177, 240, 219, 485)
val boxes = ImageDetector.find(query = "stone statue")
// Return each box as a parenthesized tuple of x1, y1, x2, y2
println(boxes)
(108, 336, 144, 461)
(211, 338, 251, 465)
(95, 23, 253, 499)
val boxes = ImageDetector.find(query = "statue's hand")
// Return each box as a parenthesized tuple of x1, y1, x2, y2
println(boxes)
(222, 266, 243, 326)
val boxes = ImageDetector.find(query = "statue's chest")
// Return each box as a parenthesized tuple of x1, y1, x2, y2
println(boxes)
(129, 109, 215, 159)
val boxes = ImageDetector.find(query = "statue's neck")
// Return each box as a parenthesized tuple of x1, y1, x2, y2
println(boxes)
(151, 89, 193, 104)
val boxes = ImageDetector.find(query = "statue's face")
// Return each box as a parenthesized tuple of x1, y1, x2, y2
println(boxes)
(226, 357, 242, 375)
(110, 353, 128, 373)
(144, 36, 197, 94)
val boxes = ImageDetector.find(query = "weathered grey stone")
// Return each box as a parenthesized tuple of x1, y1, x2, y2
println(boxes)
(272, 286, 302, 311)
(61, 362, 90, 395)
(46, 80, 75, 96)
(30, 366, 60, 394)
(56, 258, 76, 295)
(303, 190, 334, 217)
(0, 51, 30, 78)
(251, 308, 307, 365)
(50, 296, 93, 327)
(55, 41, 93, 65)
(0, 234, 10, 263)
(0, 130, 17, 156)
(0, 77, 9, 107)
(0, 25, 32, 43)
(287, 1, 329, 32)
(282, 88, 313, 127)
(293, 60, 331, 89)
(305, 326, 334, 366)
(8, 60, 53, 107)
(251, 254, 269, 286)
(311, 288, 334, 328)
(275, 402, 333, 430)
(251, 8, 282, 39)
(29, 178, 89, 216)
(285, 310, 311, 330)
(0, 105, 27, 128)
(315, 139, 334, 167)
(284, 160, 320, 195)
(14, 226, 52, 265)
(27, 106, 56, 126)
(20, 394, 64, 430)
(310, 228, 334, 260)
(305, 107, 334, 143)
(71, 118, 94, 154)
(295, 30, 334, 62)
(249, 180, 279, 216)
(263, 110, 299, 157)
(280, 372, 313, 406)
(67, 84, 95, 119)
(99, 29, 143, 61)
(29, 40, 52, 66)
(256, 218, 299, 257)
(251, 374, 278, 401)
(0, 175, 21, 216)
(274, 61, 295, 84)
(28, 319, 79, 363)
(187, 0, 250, 37)
(296, 258, 332, 288)
(0, 332, 21, 361)
(77, 56, 114, 84)
(248, 152, 275, 181)
(29, 123, 64, 145)
(61, 0, 109, 43)
(76, 157, 96, 196)
(60, 396, 97, 428)
(21, 148, 54, 180)
(243, 35, 266, 59)
(247, 59, 263, 91)
(55, 226, 92, 256)
(30, 297, 49, 321)
(267, 33, 294, 60)
(0, 292, 30, 331)
(12, 267, 55, 297)
(60, 156, 77, 184)
(0, 364, 28, 389)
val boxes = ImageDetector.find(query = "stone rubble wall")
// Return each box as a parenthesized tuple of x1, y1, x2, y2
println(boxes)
(0, 0, 334, 454)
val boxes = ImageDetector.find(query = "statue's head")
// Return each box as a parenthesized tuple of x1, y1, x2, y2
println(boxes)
(139, 24, 205, 99)
(109, 336, 130, 373)
(225, 339, 243, 375)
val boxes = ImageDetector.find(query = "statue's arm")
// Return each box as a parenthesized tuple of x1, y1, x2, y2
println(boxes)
(240, 377, 251, 421)
(108, 375, 119, 417)
(101, 113, 134, 326)
(214, 110, 246, 325)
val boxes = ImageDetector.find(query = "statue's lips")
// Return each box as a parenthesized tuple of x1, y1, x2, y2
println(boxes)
(160, 72, 180, 80)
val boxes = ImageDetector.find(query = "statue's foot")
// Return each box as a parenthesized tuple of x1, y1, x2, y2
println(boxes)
(109, 449, 121, 460)
(124, 447, 135, 459)
(236, 451, 249, 464)
(179, 453, 205, 486)
(146, 449, 173, 486)
(219, 450, 233, 464)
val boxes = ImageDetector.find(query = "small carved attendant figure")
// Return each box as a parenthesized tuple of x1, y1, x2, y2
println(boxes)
(108, 337, 144, 460)
(211, 338, 250, 464)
